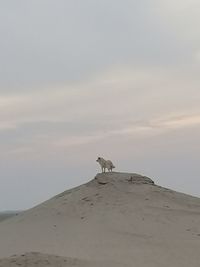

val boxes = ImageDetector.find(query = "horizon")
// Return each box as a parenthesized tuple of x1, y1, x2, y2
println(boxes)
(0, 168, 200, 212)
(1, 0, 200, 211)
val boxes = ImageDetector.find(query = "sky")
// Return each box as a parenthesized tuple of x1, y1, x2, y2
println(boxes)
(0, 0, 200, 210)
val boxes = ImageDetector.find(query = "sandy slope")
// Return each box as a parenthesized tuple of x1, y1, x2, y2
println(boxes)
(0, 172, 200, 267)
(0, 252, 113, 267)
(0, 211, 20, 222)
(0, 214, 14, 223)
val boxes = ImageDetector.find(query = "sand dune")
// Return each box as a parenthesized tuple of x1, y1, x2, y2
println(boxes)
(0, 172, 200, 266)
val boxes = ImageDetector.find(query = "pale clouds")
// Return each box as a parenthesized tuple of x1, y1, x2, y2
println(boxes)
(0, 66, 200, 156)
(195, 50, 200, 61)
(156, 0, 200, 62)
(1, 0, 200, 90)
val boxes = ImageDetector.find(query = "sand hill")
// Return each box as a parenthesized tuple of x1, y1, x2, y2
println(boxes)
(0, 172, 200, 267)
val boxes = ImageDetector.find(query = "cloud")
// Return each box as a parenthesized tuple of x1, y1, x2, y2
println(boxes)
(156, 0, 200, 43)
(1, 0, 199, 90)
(1, 65, 200, 158)
(195, 50, 200, 61)
(153, 114, 200, 129)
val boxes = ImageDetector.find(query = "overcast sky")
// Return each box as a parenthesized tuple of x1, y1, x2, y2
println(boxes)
(0, 0, 200, 210)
